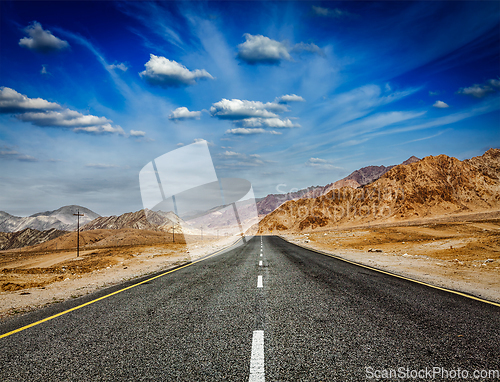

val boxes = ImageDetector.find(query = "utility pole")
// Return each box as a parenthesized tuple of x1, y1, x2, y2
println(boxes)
(172, 225, 175, 243)
(73, 209, 84, 257)
(201, 226, 203, 241)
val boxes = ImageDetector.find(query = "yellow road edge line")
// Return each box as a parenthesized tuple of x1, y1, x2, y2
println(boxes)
(0, 238, 242, 340)
(280, 236, 500, 308)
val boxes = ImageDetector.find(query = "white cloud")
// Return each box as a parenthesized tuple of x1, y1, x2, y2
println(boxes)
(276, 94, 305, 103)
(86, 163, 119, 169)
(236, 34, 323, 65)
(176, 143, 184, 147)
(222, 150, 243, 158)
(1, 87, 124, 135)
(311, 6, 355, 19)
(139, 54, 214, 87)
(211, 97, 302, 133)
(107, 62, 128, 72)
(17, 110, 112, 127)
(225, 128, 281, 135)
(73, 124, 125, 135)
(19, 22, 69, 53)
(210, 98, 287, 120)
(237, 34, 291, 65)
(40, 65, 49, 75)
(305, 157, 340, 170)
(0, 87, 61, 113)
(130, 130, 146, 137)
(169, 107, 202, 121)
(433, 100, 449, 108)
(457, 79, 500, 98)
(193, 138, 214, 146)
(235, 117, 300, 128)
(307, 157, 328, 164)
(429, 90, 440, 96)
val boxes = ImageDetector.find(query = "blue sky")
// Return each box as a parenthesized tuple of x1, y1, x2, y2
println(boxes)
(1, 1, 499, 216)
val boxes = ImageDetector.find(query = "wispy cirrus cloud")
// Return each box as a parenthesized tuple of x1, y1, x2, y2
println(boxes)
(217, 150, 270, 168)
(139, 54, 214, 87)
(290, 42, 324, 57)
(0, 146, 38, 162)
(314, 84, 422, 134)
(311, 6, 357, 19)
(19, 21, 69, 54)
(372, 95, 500, 137)
(85, 163, 119, 169)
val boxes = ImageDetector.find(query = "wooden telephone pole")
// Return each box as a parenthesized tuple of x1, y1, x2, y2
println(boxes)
(73, 209, 84, 257)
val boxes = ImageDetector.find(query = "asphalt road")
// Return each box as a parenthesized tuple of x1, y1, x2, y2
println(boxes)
(1, 236, 499, 381)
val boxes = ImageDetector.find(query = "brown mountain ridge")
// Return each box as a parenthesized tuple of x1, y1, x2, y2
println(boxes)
(256, 155, 420, 215)
(258, 149, 500, 233)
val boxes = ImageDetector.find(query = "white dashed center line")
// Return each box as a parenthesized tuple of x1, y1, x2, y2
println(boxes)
(259, 260, 263, 266)
(248, 330, 265, 382)
(257, 275, 263, 288)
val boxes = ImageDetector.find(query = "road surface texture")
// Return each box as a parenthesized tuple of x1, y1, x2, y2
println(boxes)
(1, 236, 499, 381)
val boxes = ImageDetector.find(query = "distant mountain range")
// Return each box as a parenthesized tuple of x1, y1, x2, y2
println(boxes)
(81, 209, 181, 231)
(258, 149, 500, 233)
(256, 156, 421, 215)
(0, 205, 100, 233)
(4, 150, 497, 250)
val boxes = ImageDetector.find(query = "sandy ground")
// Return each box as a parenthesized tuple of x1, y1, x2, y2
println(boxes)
(280, 218, 500, 303)
(0, 235, 240, 319)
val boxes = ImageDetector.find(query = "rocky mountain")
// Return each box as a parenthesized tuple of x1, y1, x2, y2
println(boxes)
(464, 148, 500, 181)
(0, 228, 68, 251)
(256, 156, 420, 215)
(258, 149, 500, 233)
(256, 187, 324, 215)
(0, 205, 100, 232)
(81, 209, 180, 231)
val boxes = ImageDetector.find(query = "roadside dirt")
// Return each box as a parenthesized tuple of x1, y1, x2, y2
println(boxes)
(281, 218, 500, 303)
(0, 234, 239, 319)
